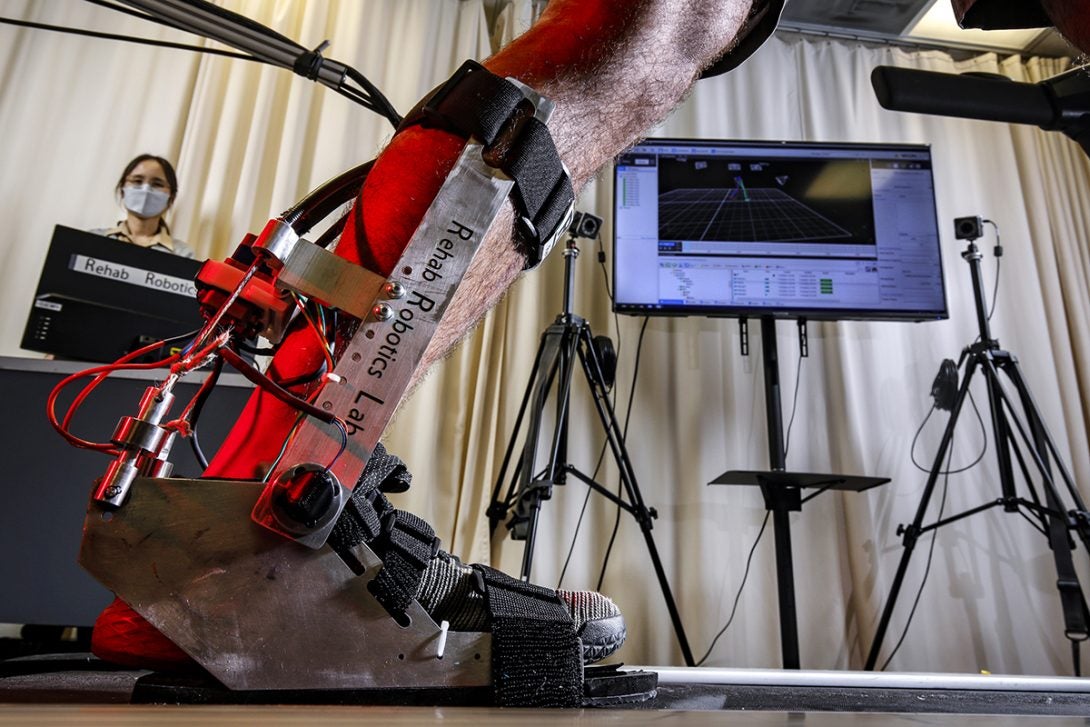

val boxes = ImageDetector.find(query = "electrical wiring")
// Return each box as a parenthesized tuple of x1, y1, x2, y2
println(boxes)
(783, 347, 804, 459)
(595, 316, 649, 592)
(909, 392, 988, 475)
(695, 511, 771, 666)
(0, 14, 256, 61)
(292, 293, 336, 375)
(879, 442, 954, 671)
(695, 341, 806, 663)
(53, 328, 229, 456)
(47, 338, 183, 453)
(324, 418, 350, 473)
(218, 348, 338, 426)
(174, 356, 225, 471)
(983, 219, 1002, 322)
(5, 1, 402, 128)
(262, 413, 306, 483)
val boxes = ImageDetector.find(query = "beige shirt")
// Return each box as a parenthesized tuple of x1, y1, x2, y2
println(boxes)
(93, 221, 197, 259)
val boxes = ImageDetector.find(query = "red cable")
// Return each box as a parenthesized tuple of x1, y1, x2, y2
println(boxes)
(47, 338, 183, 453)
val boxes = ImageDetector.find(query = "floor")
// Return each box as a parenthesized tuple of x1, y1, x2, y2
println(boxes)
(3, 705, 1090, 727)
(4, 655, 1090, 725)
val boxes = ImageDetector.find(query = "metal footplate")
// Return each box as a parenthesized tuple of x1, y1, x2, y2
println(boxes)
(81, 477, 491, 691)
(80, 476, 659, 703)
(252, 140, 515, 549)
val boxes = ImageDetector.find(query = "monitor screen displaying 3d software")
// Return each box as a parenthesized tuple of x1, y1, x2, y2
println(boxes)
(612, 139, 947, 321)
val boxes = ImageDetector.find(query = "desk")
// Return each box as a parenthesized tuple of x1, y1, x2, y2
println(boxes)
(0, 355, 253, 628)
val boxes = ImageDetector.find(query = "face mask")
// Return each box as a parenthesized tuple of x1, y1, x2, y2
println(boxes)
(123, 184, 171, 218)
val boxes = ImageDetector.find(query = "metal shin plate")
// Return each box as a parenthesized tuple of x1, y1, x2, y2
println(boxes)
(276, 142, 514, 492)
(79, 477, 491, 691)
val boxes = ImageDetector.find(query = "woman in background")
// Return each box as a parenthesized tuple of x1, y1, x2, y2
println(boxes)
(93, 154, 196, 259)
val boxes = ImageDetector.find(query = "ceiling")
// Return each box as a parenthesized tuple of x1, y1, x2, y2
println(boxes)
(778, 0, 1077, 57)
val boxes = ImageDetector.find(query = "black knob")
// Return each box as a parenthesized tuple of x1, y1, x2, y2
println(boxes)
(273, 467, 338, 529)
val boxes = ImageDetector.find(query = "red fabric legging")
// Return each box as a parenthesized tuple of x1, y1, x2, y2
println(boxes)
(92, 128, 466, 668)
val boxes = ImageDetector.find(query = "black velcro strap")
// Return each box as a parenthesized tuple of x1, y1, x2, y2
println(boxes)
(426, 63, 524, 145)
(356, 442, 412, 495)
(399, 60, 572, 270)
(505, 117, 574, 247)
(328, 444, 434, 616)
(472, 564, 581, 707)
(327, 442, 408, 550)
(386, 510, 436, 571)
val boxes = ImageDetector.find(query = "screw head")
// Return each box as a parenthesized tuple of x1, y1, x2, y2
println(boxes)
(372, 303, 394, 321)
(384, 281, 406, 299)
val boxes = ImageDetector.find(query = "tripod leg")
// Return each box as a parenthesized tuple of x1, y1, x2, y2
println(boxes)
(994, 357, 1090, 650)
(487, 331, 555, 534)
(864, 357, 980, 670)
(1000, 356, 1088, 513)
(515, 326, 577, 580)
(575, 325, 696, 667)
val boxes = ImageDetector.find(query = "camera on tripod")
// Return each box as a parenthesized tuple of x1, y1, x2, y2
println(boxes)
(568, 211, 602, 239)
(953, 215, 984, 241)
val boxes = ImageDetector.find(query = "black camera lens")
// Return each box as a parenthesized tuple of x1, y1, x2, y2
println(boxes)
(954, 216, 983, 240)
(569, 211, 603, 240)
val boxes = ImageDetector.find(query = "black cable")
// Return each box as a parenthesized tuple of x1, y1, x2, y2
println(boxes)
(596, 229, 622, 373)
(596, 316, 649, 591)
(219, 347, 336, 424)
(236, 339, 276, 356)
(910, 391, 988, 475)
(983, 219, 1003, 322)
(11, 2, 400, 127)
(88, 0, 306, 53)
(695, 511, 771, 666)
(0, 15, 258, 61)
(783, 346, 804, 459)
(880, 442, 954, 671)
(344, 66, 401, 127)
(557, 487, 595, 589)
(84, 0, 189, 30)
(988, 259, 1002, 322)
(188, 355, 225, 471)
(313, 210, 351, 250)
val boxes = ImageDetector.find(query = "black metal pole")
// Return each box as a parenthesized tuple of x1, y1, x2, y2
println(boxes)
(760, 317, 800, 670)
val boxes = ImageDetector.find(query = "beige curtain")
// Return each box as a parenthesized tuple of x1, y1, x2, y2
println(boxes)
(3, 1, 1090, 675)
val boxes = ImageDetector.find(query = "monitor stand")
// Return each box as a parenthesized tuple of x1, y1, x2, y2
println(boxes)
(710, 317, 889, 670)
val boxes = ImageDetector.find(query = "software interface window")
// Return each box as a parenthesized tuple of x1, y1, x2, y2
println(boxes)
(613, 140, 946, 319)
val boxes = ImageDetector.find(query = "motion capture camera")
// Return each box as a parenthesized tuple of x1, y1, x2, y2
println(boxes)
(568, 211, 603, 240)
(954, 215, 984, 241)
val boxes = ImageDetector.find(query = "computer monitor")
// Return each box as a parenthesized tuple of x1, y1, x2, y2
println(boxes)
(612, 138, 948, 321)
(21, 225, 204, 362)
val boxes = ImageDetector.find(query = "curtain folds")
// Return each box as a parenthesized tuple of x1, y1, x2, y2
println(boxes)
(2, 2, 1089, 674)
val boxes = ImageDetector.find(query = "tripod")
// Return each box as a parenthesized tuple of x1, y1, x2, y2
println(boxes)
(864, 231, 1090, 673)
(486, 229, 695, 666)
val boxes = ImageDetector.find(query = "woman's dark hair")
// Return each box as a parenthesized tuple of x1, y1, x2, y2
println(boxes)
(115, 154, 179, 206)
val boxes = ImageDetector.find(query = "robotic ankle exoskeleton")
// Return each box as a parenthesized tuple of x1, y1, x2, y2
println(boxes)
(74, 61, 651, 707)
